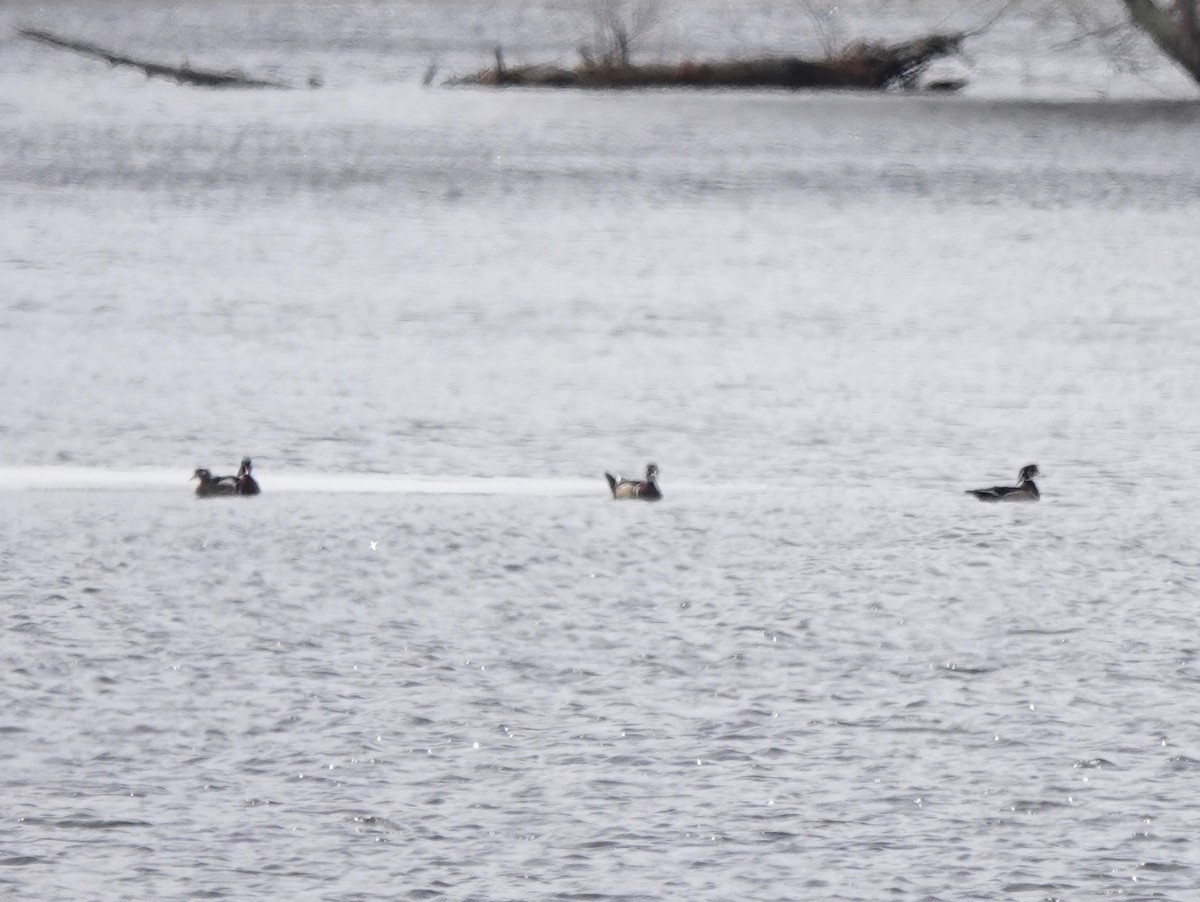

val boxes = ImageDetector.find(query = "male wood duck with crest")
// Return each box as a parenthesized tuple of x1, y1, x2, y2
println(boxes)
(192, 468, 239, 498)
(236, 458, 260, 496)
(965, 464, 1041, 502)
(605, 462, 662, 501)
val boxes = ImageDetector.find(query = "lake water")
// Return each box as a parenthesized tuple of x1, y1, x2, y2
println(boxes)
(3, 1, 1200, 899)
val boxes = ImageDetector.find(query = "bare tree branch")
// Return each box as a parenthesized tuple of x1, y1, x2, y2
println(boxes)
(795, 0, 846, 57)
(578, 0, 666, 66)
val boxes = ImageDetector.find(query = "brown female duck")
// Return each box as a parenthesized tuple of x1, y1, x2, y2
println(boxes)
(191, 468, 239, 498)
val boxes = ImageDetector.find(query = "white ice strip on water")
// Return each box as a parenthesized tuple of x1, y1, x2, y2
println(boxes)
(0, 467, 603, 496)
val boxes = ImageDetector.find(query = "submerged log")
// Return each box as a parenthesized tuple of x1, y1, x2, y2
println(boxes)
(449, 32, 966, 91)
(18, 28, 290, 89)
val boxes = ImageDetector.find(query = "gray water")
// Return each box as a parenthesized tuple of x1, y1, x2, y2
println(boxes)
(3, 1, 1200, 899)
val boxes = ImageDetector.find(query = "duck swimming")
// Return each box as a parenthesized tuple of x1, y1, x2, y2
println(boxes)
(605, 463, 662, 501)
(965, 464, 1041, 502)
(236, 458, 260, 496)
(192, 468, 239, 498)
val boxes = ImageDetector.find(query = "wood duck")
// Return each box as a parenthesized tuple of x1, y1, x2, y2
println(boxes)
(192, 468, 239, 498)
(605, 462, 662, 501)
(236, 458, 260, 496)
(965, 464, 1041, 502)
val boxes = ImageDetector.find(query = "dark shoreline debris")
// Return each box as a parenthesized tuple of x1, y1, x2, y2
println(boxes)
(448, 32, 967, 91)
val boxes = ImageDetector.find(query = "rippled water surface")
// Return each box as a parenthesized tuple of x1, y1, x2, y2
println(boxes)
(3, 1, 1200, 899)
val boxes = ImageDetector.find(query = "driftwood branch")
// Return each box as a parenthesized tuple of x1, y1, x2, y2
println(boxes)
(448, 32, 967, 91)
(18, 27, 290, 89)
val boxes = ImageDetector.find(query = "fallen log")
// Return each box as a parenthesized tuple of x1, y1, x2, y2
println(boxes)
(18, 27, 290, 89)
(448, 32, 966, 91)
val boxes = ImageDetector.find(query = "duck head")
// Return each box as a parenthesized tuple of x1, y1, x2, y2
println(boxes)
(645, 463, 659, 481)
(1019, 464, 1040, 481)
